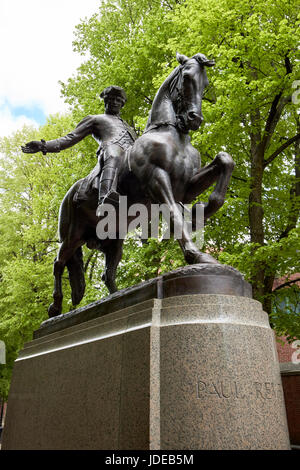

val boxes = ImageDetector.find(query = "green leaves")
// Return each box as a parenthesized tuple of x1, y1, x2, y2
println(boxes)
(0, 115, 98, 397)
(0, 0, 299, 397)
(61, 0, 180, 124)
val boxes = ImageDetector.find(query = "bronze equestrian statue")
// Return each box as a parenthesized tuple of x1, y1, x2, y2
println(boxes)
(22, 53, 235, 317)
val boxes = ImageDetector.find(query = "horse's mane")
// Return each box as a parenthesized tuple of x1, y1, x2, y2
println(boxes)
(163, 53, 214, 103)
(145, 65, 182, 129)
(168, 65, 183, 103)
(145, 54, 214, 130)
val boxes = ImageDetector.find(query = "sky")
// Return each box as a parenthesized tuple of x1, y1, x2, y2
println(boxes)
(0, 0, 101, 138)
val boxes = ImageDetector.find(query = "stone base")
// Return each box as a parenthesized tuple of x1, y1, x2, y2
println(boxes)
(2, 265, 290, 449)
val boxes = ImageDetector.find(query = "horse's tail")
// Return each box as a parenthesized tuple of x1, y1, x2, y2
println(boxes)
(66, 247, 86, 306)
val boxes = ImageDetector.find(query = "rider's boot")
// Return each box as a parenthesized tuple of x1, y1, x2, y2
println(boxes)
(96, 166, 119, 216)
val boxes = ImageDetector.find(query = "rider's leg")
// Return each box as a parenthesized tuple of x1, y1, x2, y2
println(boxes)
(98, 163, 118, 203)
(97, 147, 121, 214)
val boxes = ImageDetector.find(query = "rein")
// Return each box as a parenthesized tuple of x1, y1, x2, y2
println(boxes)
(143, 121, 178, 134)
(143, 54, 214, 138)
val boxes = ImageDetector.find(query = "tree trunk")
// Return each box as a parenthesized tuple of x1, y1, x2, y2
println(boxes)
(262, 118, 300, 314)
(248, 109, 265, 301)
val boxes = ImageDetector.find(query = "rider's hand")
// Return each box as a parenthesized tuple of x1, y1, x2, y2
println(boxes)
(21, 140, 45, 154)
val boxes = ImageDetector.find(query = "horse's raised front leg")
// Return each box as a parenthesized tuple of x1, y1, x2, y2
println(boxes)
(102, 238, 124, 294)
(185, 151, 235, 223)
(149, 167, 218, 265)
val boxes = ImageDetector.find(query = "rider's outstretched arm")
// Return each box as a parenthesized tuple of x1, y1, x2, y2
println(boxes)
(21, 115, 96, 155)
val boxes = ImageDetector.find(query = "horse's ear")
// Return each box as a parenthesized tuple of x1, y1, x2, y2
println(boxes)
(176, 52, 189, 65)
(193, 53, 215, 67)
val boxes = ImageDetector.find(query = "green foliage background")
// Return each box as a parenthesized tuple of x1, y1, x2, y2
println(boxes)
(0, 0, 299, 399)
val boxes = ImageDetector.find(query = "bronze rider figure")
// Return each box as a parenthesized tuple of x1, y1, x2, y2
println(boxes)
(21, 85, 137, 214)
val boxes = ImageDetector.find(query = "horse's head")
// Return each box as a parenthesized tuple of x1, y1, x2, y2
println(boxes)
(170, 52, 215, 132)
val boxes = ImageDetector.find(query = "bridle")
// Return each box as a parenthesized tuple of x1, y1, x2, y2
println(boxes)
(145, 54, 215, 135)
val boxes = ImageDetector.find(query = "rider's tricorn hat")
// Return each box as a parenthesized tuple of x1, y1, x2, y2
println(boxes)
(100, 85, 127, 103)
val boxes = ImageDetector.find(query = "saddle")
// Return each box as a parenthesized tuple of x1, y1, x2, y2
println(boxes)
(73, 162, 100, 203)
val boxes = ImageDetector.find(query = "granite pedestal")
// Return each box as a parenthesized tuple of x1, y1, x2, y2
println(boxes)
(2, 265, 290, 449)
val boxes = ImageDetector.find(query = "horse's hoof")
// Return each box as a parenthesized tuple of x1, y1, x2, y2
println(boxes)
(108, 284, 118, 294)
(216, 151, 235, 170)
(48, 303, 61, 318)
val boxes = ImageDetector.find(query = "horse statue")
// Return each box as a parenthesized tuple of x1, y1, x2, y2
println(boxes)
(47, 52, 234, 317)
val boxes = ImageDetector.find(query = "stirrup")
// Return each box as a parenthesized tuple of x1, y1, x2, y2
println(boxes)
(96, 190, 120, 216)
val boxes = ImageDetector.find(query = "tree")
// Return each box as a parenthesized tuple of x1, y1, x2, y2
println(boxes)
(61, 0, 300, 338)
(168, 0, 300, 337)
(60, 0, 181, 127)
(1, 0, 300, 398)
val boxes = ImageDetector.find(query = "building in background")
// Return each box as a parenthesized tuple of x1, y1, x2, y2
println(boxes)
(274, 274, 300, 448)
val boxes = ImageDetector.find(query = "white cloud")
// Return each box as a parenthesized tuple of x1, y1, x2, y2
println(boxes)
(0, 106, 39, 137)
(0, 0, 100, 138)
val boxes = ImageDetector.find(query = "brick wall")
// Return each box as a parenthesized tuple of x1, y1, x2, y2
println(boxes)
(273, 273, 300, 446)
(276, 336, 298, 363)
(275, 335, 300, 446)
(281, 375, 300, 446)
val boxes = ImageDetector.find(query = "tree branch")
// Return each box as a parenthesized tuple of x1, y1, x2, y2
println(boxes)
(263, 133, 300, 168)
(84, 251, 95, 272)
(278, 120, 300, 240)
(144, 95, 153, 105)
(284, 55, 293, 75)
(273, 278, 300, 292)
(260, 58, 292, 155)
(203, 96, 217, 104)
(261, 93, 290, 154)
(232, 174, 247, 182)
